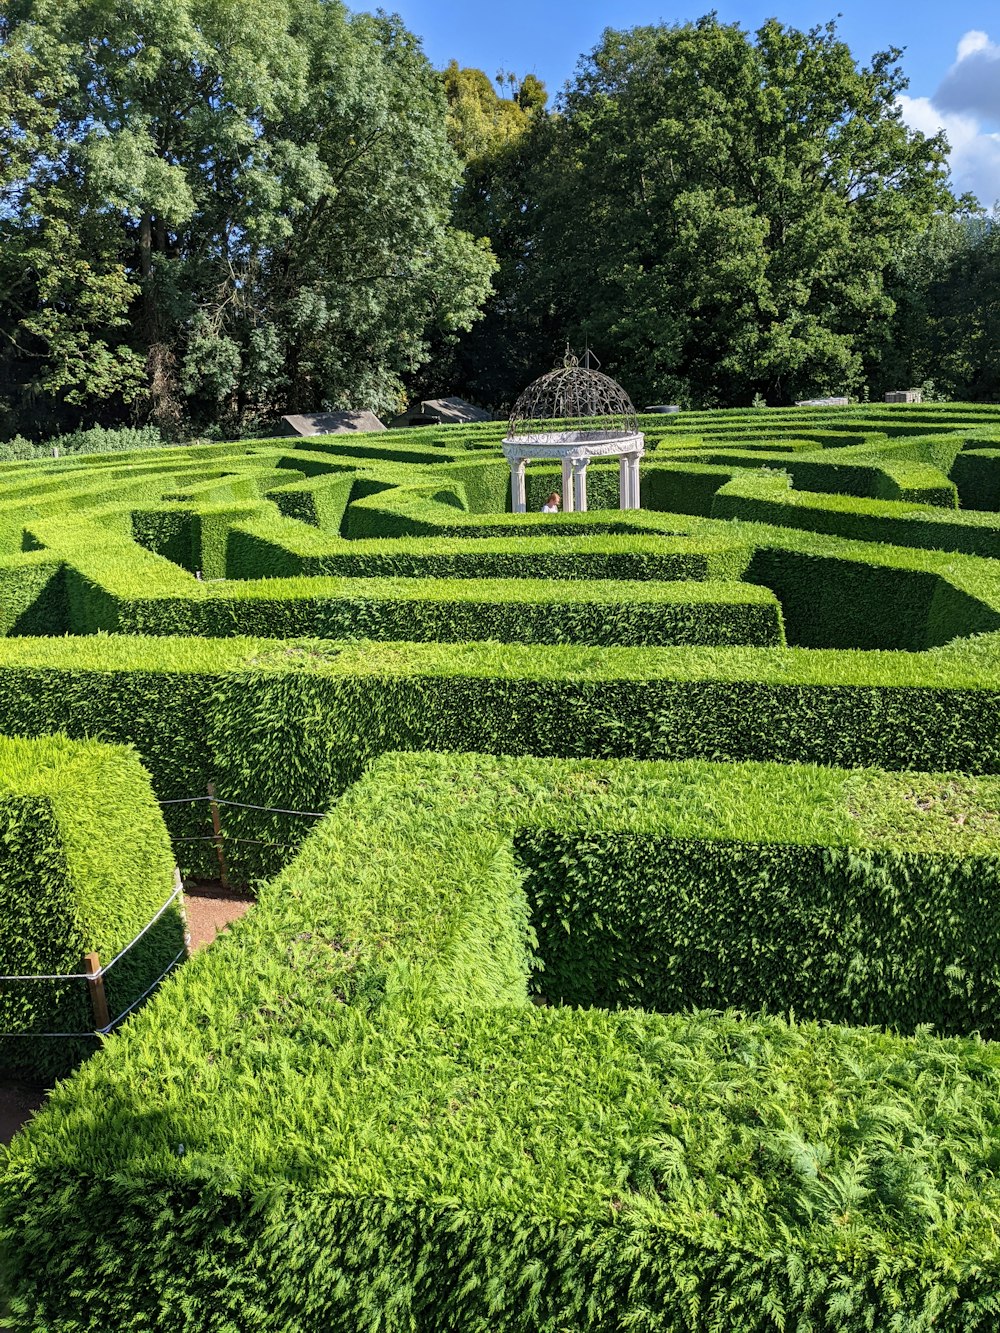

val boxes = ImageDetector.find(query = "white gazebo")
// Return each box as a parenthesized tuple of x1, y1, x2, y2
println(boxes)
(501, 356, 644, 513)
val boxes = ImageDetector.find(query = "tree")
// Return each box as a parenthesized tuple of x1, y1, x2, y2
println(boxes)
(409, 64, 549, 408)
(0, 11, 145, 434)
(876, 207, 1000, 402)
(0, 0, 494, 436)
(517, 17, 955, 407)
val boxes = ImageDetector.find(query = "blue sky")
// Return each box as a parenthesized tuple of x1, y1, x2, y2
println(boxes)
(393, 0, 1000, 206)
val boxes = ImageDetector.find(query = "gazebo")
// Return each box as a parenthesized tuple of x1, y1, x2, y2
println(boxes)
(502, 355, 644, 513)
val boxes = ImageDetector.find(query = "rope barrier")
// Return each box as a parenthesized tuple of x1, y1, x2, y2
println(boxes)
(100, 881, 185, 975)
(0, 879, 184, 983)
(158, 795, 326, 817)
(95, 947, 188, 1032)
(0, 947, 188, 1039)
(0, 790, 323, 1037)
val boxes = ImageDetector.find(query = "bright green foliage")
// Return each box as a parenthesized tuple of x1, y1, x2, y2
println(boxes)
(442, 62, 542, 165)
(713, 468, 1000, 557)
(119, 575, 785, 648)
(0, 734, 180, 1081)
(7, 753, 1000, 1329)
(4, 407, 1000, 1325)
(0, 404, 997, 891)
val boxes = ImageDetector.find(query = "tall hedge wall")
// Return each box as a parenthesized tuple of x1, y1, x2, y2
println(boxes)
(523, 829, 1000, 1033)
(0, 633, 999, 884)
(7, 752, 1000, 1330)
(99, 576, 786, 649)
(0, 734, 182, 1081)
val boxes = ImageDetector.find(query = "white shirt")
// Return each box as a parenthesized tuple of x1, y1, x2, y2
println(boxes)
(541, 503, 559, 513)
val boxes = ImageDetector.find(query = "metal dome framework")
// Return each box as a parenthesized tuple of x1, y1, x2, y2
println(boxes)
(502, 355, 645, 514)
(507, 364, 640, 443)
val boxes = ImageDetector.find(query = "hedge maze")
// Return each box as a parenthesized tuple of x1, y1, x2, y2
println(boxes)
(6, 402, 1000, 1328)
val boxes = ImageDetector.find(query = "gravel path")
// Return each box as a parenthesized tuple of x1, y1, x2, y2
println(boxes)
(0, 890, 253, 1146)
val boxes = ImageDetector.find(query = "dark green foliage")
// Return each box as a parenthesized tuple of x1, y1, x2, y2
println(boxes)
(0, 3, 493, 437)
(131, 509, 198, 573)
(492, 17, 953, 408)
(742, 548, 984, 650)
(0, 734, 181, 1082)
(96, 577, 785, 649)
(523, 830, 1000, 1033)
(876, 211, 1000, 405)
(266, 474, 356, 532)
(0, 557, 68, 635)
(952, 450, 1000, 512)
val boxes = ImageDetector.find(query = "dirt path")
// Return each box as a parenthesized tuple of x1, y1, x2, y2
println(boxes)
(0, 889, 253, 1146)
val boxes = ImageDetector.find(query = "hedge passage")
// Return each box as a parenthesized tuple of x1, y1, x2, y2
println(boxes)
(7, 752, 1000, 1330)
(4, 404, 1000, 1327)
(0, 734, 181, 1081)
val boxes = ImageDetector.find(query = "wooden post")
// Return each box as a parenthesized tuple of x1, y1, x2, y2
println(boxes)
(207, 782, 231, 891)
(84, 952, 110, 1031)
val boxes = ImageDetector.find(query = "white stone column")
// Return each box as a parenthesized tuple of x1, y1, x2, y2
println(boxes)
(572, 457, 588, 513)
(561, 456, 575, 513)
(630, 454, 641, 509)
(618, 455, 629, 511)
(510, 457, 526, 514)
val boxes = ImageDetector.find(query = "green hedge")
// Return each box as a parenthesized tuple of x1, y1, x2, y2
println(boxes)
(225, 515, 754, 581)
(0, 555, 68, 635)
(0, 633, 999, 885)
(952, 449, 1000, 512)
(7, 752, 1000, 1329)
(514, 758, 1000, 1036)
(713, 471, 1000, 557)
(265, 473, 356, 532)
(741, 547, 983, 649)
(215, 496, 1000, 651)
(0, 734, 181, 1082)
(523, 824, 1000, 1032)
(89, 576, 785, 649)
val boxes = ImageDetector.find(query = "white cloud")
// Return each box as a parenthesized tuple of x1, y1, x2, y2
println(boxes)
(935, 30, 1000, 123)
(896, 32, 1000, 208)
(956, 30, 991, 63)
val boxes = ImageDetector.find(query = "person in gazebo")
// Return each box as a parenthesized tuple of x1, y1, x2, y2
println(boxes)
(541, 490, 561, 514)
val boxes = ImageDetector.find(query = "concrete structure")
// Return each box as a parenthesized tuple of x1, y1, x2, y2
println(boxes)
(644, 404, 681, 414)
(280, 411, 385, 436)
(885, 390, 923, 404)
(503, 431, 643, 514)
(388, 397, 493, 428)
(502, 358, 644, 514)
(795, 396, 849, 408)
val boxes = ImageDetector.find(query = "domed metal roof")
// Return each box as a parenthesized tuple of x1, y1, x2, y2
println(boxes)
(506, 352, 639, 445)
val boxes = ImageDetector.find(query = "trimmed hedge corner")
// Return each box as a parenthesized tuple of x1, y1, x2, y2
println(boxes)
(0, 734, 181, 1082)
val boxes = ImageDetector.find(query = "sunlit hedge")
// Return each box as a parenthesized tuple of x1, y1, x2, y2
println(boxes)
(0, 734, 180, 1081)
(6, 753, 1000, 1329)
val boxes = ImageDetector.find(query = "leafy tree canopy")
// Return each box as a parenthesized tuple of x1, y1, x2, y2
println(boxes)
(0, 0, 494, 435)
(516, 17, 957, 407)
